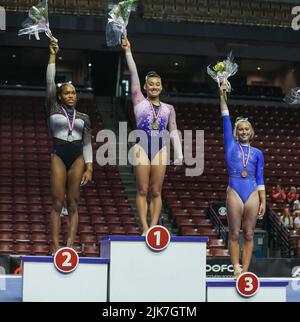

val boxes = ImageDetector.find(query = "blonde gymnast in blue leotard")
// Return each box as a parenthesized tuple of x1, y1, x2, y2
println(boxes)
(219, 83, 266, 279)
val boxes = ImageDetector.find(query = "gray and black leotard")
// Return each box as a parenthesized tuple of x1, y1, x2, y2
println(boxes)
(46, 63, 93, 169)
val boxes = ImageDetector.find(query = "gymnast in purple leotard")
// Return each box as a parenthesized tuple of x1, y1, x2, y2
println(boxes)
(122, 37, 183, 235)
(219, 83, 266, 278)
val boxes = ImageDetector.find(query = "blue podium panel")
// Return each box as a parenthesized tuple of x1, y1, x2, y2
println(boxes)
(207, 278, 289, 302)
(22, 256, 109, 302)
(0, 276, 22, 302)
(102, 236, 208, 302)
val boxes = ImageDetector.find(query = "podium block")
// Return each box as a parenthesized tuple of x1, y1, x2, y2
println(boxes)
(22, 256, 109, 302)
(207, 278, 288, 302)
(0, 276, 22, 302)
(101, 236, 208, 302)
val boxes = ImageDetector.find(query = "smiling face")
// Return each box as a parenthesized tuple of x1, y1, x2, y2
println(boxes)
(144, 76, 163, 99)
(59, 84, 77, 108)
(237, 122, 252, 143)
(234, 120, 254, 143)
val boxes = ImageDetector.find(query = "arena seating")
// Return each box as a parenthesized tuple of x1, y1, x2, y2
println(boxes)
(1, 94, 300, 257)
(3, 0, 294, 28)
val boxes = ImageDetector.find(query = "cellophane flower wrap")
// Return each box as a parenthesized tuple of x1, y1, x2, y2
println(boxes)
(18, 0, 52, 40)
(284, 87, 300, 105)
(207, 52, 238, 100)
(106, 0, 136, 47)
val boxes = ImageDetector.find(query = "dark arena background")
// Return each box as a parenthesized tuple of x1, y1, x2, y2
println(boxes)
(0, 0, 300, 305)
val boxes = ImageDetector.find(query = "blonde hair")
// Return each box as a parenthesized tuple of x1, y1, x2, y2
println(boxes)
(233, 117, 255, 142)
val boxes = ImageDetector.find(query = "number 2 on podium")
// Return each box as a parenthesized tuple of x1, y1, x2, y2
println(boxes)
(62, 252, 72, 267)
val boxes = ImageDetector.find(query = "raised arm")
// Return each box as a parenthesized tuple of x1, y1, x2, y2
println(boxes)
(121, 37, 144, 106)
(46, 38, 59, 114)
(220, 83, 234, 152)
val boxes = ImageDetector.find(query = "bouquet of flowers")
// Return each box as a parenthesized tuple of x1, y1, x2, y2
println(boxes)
(284, 87, 300, 105)
(106, 0, 136, 47)
(207, 52, 238, 101)
(18, 0, 53, 40)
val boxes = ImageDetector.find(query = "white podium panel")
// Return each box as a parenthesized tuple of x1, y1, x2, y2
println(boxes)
(101, 236, 208, 302)
(22, 256, 109, 302)
(207, 278, 288, 302)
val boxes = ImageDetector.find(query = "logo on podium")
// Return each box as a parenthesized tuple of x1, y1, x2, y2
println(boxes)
(236, 272, 260, 298)
(145, 225, 171, 252)
(54, 247, 79, 274)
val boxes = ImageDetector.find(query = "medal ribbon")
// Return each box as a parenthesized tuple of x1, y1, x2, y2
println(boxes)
(147, 98, 161, 126)
(61, 106, 76, 133)
(239, 143, 251, 169)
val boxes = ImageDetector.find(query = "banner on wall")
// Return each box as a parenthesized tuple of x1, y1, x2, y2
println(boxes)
(207, 257, 300, 278)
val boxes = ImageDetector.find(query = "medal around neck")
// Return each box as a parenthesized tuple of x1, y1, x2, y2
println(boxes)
(148, 99, 161, 131)
(241, 170, 248, 178)
(152, 122, 159, 130)
(239, 143, 251, 178)
(61, 106, 76, 142)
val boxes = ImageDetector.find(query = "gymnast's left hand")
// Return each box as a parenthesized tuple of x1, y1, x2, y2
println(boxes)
(173, 157, 184, 171)
(174, 157, 184, 166)
(258, 204, 265, 219)
(81, 170, 92, 186)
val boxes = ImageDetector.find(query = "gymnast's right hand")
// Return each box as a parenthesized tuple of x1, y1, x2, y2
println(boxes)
(121, 36, 131, 53)
(219, 83, 228, 96)
(49, 37, 59, 55)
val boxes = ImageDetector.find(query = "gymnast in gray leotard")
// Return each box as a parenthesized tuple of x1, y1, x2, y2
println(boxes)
(46, 37, 93, 254)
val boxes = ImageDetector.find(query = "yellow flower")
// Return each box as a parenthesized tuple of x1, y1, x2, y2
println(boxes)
(213, 61, 225, 73)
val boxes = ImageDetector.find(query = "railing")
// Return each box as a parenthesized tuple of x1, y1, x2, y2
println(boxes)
(208, 202, 227, 243)
(267, 207, 290, 257)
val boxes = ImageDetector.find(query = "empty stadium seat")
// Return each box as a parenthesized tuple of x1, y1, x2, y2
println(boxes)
(210, 248, 230, 257)
(0, 232, 14, 242)
(31, 233, 48, 243)
(80, 234, 97, 244)
(124, 225, 140, 235)
(14, 243, 32, 255)
(83, 244, 100, 257)
(0, 242, 14, 255)
(208, 238, 225, 249)
(14, 232, 31, 242)
(31, 244, 50, 256)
